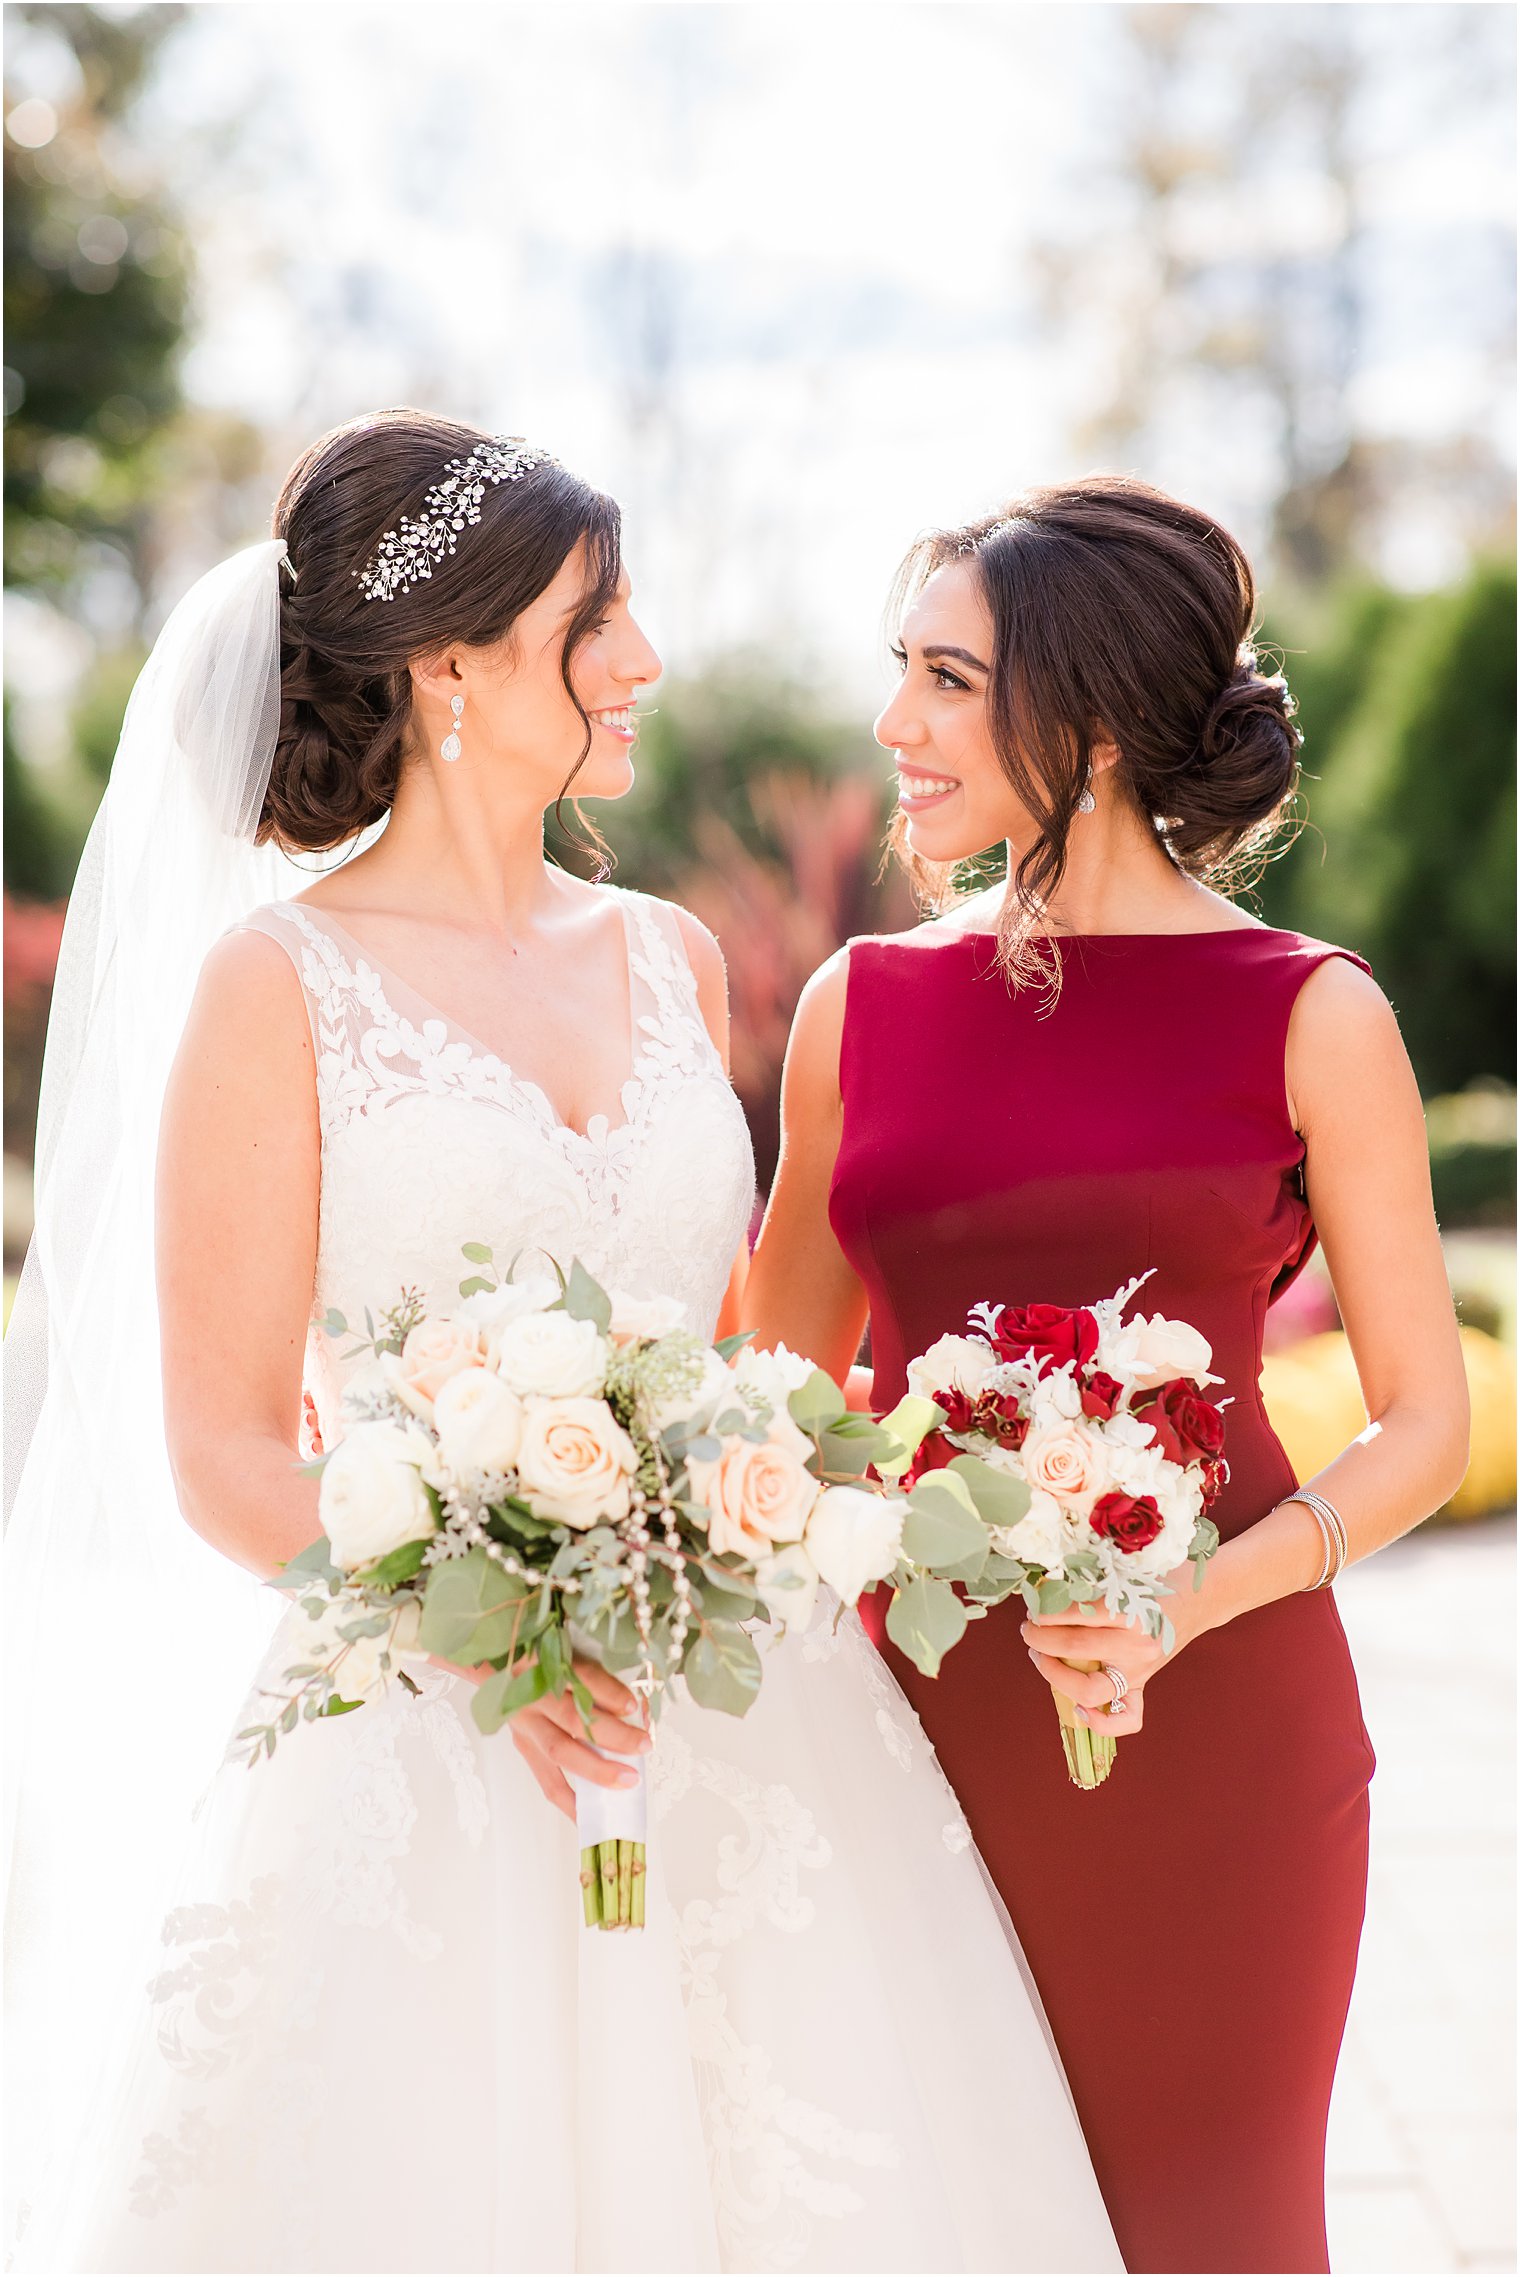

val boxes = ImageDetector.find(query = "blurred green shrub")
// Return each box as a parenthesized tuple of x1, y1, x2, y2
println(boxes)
(1260, 560, 1516, 1096)
(1426, 1085, 1516, 1230)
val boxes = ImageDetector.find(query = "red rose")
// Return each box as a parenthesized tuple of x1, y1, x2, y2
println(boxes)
(1079, 1370, 1125, 1421)
(1133, 1378, 1227, 1467)
(936, 1388, 979, 1433)
(973, 1393, 1029, 1450)
(1089, 1491, 1165, 1554)
(991, 1302, 1100, 1377)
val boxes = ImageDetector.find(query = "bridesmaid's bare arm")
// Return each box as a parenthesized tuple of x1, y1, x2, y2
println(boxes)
(157, 931, 324, 1582)
(1209, 955, 1470, 1609)
(743, 949, 870, 1384)
(1026, 957, 1471, 1728)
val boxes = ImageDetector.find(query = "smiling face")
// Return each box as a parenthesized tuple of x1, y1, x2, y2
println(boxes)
(417, 542, 661, 807)
(874, 556, 1028, 864)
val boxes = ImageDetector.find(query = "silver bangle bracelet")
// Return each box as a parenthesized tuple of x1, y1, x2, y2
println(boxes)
(1295, 1489, 1349, 1588)
(1299, 1501, 1335, 1591)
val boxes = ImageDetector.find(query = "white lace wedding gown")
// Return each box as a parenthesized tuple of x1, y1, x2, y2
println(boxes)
(23, 887, 1119, 2275)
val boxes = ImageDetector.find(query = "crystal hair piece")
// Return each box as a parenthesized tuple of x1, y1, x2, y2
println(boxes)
(355, 437, 558, 602)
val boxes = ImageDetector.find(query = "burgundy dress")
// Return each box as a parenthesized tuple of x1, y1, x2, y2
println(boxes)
(834, 929, 1376, 2277)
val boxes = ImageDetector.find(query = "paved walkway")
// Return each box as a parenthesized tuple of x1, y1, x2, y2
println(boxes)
(1327, 1514, 1515, 2273)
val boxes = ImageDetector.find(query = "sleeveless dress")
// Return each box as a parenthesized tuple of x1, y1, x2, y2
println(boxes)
(32, 888, 1120, 2277)
(834, 926, 1378, 2277)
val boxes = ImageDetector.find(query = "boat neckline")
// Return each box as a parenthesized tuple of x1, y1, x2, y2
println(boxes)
(926, 925, 1287, 945)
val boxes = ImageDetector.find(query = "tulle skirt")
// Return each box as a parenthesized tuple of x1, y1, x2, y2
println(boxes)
(13, 1603, 1119, 2274)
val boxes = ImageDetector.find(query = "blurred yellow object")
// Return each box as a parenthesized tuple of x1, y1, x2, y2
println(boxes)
(1260, 1327, 1516, 1523)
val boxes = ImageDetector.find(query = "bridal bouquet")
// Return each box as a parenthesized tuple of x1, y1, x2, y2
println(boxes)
(893, 1276, 1226, 1788)
(240, 1250, 1003, 1926)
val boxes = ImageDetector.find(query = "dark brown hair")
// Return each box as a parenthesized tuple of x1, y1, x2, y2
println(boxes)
(262, 408, 621, 853)
(888, 477, 1302, 981)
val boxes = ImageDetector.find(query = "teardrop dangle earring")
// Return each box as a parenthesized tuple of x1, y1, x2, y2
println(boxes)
(1076, 779, 1096, 814)
(441, 694, 464, 763)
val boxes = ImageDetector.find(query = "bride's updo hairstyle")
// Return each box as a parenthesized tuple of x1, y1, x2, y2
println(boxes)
(261, 408, 620, 852)
(890, 476, 1302, 980)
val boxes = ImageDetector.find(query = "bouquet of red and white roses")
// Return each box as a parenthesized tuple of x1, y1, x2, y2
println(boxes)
(241, 1250, 1005, 1924)
(892, 1275, 1227, 1787)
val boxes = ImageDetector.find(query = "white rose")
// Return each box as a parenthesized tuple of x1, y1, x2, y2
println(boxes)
(804, 1484, 904, 1607)
(385, 1315, 486, 1420)
(319, 1421, 438, 1571)
(1103, 1313, 1216, 1392)
(688, 1413, 820, 1558)
(991, 1487, 1067, 1571)
(1020, 1420, 1111, 1515)
(515, 1396, 637, 1528)
(492, 1311, 609, 1399)
(431, 1366, 526, 1476)
(731, 1341, 817, 1415)
(754, 1541, 821, 1634)
(607, 1290, 688, 1344)
(907, 1333, 1000, 1403)
(457, 1276, 559, 1350)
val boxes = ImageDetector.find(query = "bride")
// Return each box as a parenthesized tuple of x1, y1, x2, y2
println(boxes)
(4, 410, 1119, 2274)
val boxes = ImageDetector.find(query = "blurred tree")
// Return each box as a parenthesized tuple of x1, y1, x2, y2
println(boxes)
(1036, 2, 1515, 588)
(1261, 561, 1516, 1093)
(4, 2, 190, 612)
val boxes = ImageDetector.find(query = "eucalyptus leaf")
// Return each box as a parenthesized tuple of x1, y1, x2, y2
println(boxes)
(690, 1580, 759, 1623)
(949, 1454, 1033, 1529)
(714, 1331, 753, 1360)
(356, 1537, 429, 1590)
(537, 1621, 571, 1696)
(459, 1276, 496, 1299)
(884, 1575, 968, 1679)
(461, 1241, 496, 1265)
(560, 1258, 613, 1334)
(418, 1548, 536, 1663)
(471, 1660, 548, 1735)
(786, 1369, 849, 1434)
(1037, 1576, 1075, 1616)
(273, 1536, 343, 1591)
(901, 1480, 989, 1568)
(682, 1622, 763, 1718)
(322, 1695, 363, 1718)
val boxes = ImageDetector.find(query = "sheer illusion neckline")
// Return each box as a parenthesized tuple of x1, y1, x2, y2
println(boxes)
(277, 891, 651, 1147)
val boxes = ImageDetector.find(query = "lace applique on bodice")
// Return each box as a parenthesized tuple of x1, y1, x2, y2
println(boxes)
(238, 888, 756, 1441)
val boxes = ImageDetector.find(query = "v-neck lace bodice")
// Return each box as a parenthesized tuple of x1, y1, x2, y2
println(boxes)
(239, 888, 756, 1444)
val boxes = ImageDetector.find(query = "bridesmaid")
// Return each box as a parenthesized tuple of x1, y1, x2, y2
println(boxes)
(744, 479, 1469, 2275)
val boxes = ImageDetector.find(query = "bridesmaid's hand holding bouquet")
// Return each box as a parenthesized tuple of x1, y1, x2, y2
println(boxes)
(893, 1274, 1226, 1787)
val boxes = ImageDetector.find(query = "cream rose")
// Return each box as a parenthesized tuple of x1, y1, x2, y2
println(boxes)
(754, 1541, 821, 1634)
(431, 1366, 526, 1476)
(387, 1316, 485, 1419)
(515, 1396, 637, 1528)
(1103, 1312, 1216, 1392)
(492, 1311, 609, 1400)
(687, 1413, 820, 1558)
(607, 1290, 688, 1344)
(1020, 1420, 1111, 1513)
(319, 1421, 437, 1571)
(906, 1333, 999, 1403)
(804, 1484, 904, 1607)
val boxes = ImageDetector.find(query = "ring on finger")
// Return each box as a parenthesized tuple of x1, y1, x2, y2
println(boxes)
(1101, 1663, 1129, 1715)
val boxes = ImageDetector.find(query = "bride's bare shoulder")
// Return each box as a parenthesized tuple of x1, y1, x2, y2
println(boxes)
(174, 925, 313, 1089)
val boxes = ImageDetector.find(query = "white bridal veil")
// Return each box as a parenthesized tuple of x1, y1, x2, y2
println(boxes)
(3, 542, 336, 2234)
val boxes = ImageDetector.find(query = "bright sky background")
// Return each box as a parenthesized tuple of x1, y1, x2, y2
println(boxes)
(13, 0, 1519, 701)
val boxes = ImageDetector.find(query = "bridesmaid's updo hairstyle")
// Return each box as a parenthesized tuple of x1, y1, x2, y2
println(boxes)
(261, 408, 621, 853)
(890, 477, 1302, 979)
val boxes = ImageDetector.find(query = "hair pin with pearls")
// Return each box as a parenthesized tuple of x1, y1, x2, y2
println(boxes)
(355, 437, 558, 603)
